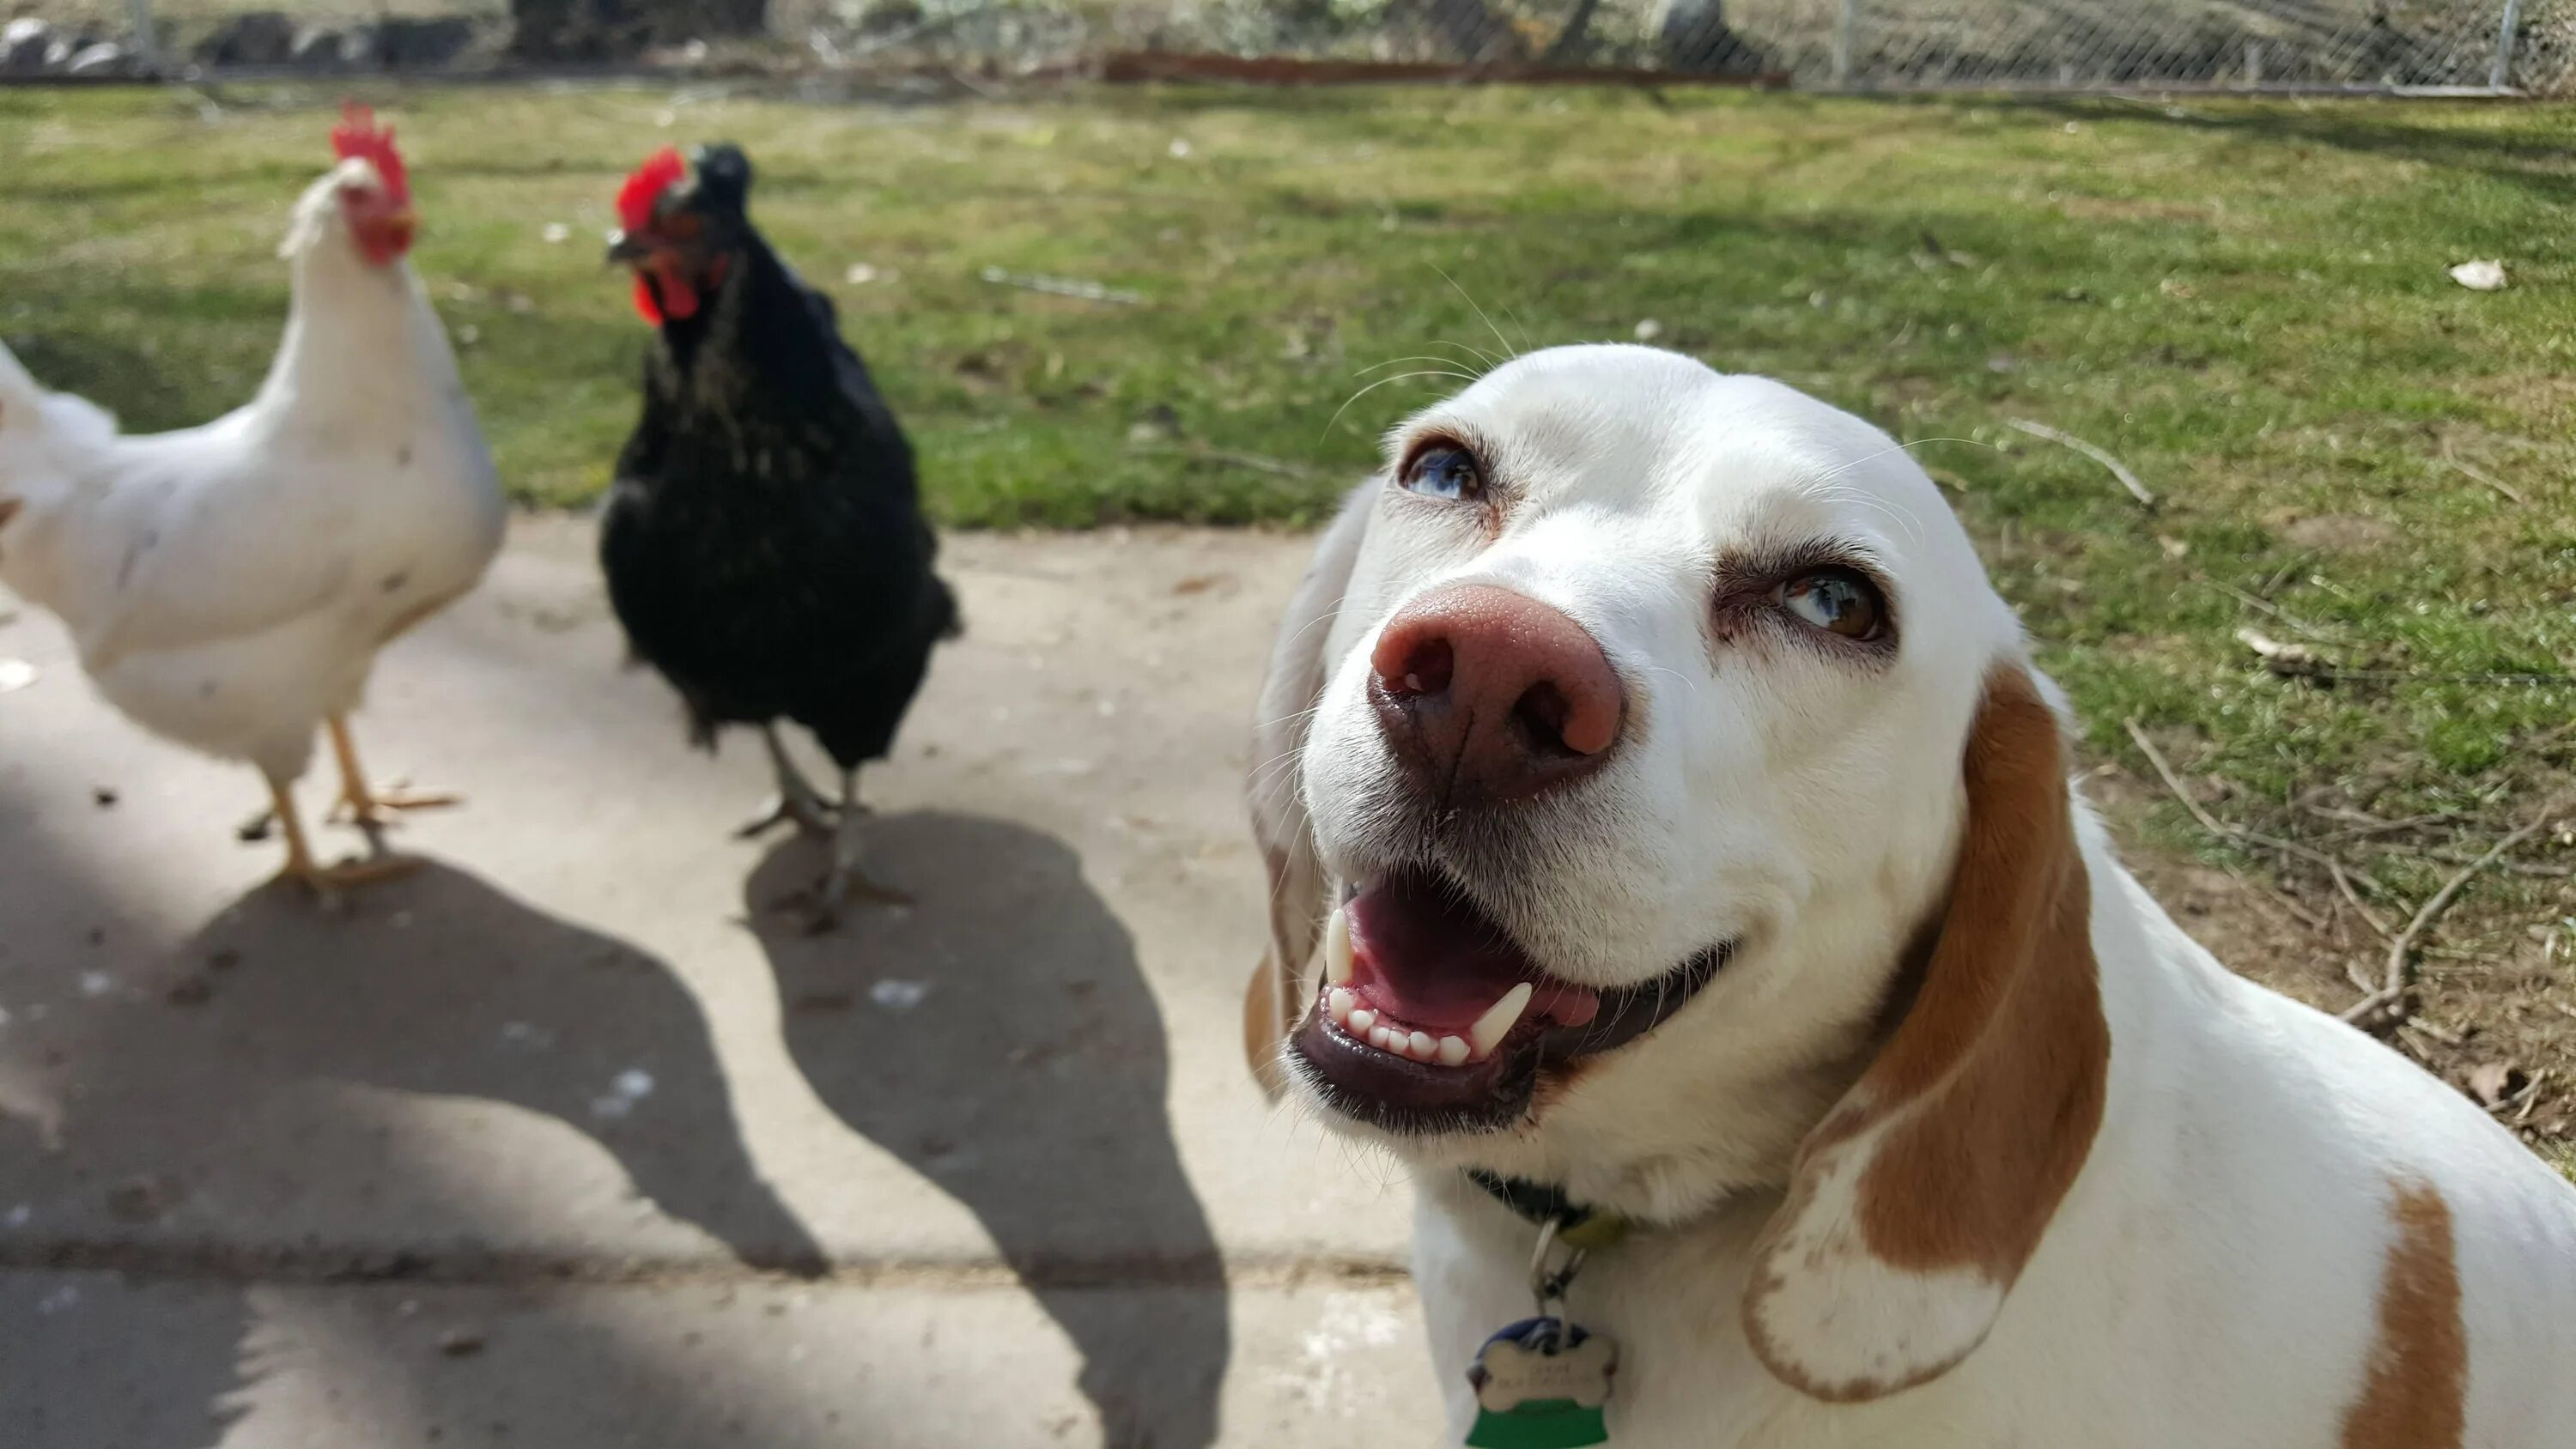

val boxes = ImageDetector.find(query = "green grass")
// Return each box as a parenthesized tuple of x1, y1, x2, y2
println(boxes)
(3, 83, 2573, 857)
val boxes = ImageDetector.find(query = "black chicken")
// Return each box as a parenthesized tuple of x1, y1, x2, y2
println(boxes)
(603, 142, 956, 911)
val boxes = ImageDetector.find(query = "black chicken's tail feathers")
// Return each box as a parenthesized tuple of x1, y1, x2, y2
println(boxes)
(933, 573, 964, 640)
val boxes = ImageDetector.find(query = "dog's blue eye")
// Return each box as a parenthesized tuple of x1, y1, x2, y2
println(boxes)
(1781, 568, 1886, 640)
(1401, 446, 1483, 502)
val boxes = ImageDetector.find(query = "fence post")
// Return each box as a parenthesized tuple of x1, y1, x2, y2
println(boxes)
(1830, 0, 1856, 86)
(125, 0, 155, 72)
(2490, 0, 2523, 89)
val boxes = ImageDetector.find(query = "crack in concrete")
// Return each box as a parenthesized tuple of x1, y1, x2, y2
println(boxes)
(0, 1238, 1413, 1292)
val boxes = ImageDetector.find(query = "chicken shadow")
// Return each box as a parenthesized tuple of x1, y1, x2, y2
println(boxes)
(63, 862, 825, 1275)
(0, 845, 824, 1446)
(748, 812, 1230, 1449)
(0, 793, 891, 1448)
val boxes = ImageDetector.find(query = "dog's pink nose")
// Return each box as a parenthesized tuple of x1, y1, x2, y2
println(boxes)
(1369, 583, 1624, 804)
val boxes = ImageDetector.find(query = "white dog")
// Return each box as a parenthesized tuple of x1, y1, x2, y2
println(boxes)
(1244, 345, 2576, 1447)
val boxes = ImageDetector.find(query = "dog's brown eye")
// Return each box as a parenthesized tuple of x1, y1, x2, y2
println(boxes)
(1780, 568, 1885, 640)
(1400, 445, 1484, 503)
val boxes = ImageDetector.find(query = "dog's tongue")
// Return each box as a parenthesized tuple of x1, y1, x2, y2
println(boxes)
(1346, 875, 1598, 1034)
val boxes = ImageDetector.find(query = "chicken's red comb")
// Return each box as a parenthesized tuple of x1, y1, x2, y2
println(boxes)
(617, 147, 688, 233)
(330, 101, 410, 205)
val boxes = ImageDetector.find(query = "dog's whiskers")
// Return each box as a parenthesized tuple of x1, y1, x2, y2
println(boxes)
(1431, 264, 1520, 364)
(1426, 337, 1504, 373)
(1326, 370, 1476, 439)
(1355, 354, 1488, 379)
(1802, 438, 1996, 547)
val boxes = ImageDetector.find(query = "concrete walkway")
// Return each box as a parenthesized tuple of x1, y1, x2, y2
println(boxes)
(0, 519, 1437, 1448)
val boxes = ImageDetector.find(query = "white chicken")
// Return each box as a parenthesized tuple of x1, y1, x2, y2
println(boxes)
(0, 104, 504, 893)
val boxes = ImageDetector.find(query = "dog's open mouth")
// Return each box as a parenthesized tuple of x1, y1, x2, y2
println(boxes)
(1289, 870, 1730, 1134)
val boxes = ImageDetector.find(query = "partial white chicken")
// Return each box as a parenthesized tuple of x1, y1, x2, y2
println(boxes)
(0, 104, 504, 893)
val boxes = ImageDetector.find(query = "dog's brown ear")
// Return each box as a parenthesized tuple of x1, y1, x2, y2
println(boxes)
(1243, 483, 1374, 1097)
(1742, 664, 2109, 1401)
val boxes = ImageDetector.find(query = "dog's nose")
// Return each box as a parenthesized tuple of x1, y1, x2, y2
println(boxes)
(1369, 583, 1624, 804)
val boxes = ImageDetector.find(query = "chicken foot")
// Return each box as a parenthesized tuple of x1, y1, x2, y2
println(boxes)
(736, 724, 837, 839)
(325, 715, 460, 831)
(769, 770, 912, 933)
(269, 775, 420, 900)
(820, 769, 913, 911)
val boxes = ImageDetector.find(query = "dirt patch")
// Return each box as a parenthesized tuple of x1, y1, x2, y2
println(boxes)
(2054, 196, 2218, 225)
(2458, 372, 2576, 424)
(2279, 512, 2401, 553)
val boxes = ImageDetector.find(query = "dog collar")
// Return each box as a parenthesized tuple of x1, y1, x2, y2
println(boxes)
(1466, 1169, 1631, 1251)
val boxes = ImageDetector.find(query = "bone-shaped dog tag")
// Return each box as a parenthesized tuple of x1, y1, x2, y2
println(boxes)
(1465, 1316, 1617, 1449)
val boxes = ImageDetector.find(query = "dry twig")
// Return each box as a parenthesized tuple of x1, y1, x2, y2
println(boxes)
(2307, 806, 2463, 842)
(2341, 801, 2566, 1030)
(2121, 718, 2361, 880)
(2442, 447, 2527, 506)
(977, 267, 1144, 306)
(2008, 419, 2155, 507)
(2514, 1070, 2550, 1125)
(2327, 858, 2393, 937)
(1130, 440, 1321, 479)
(2202, 578, 2335, 640)
(2408, 1016, 2464, 1046)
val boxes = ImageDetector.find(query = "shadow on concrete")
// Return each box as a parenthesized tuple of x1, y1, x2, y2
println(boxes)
(40, 861, 824, 1275)
(750, 811, 1230, 1449)
(0, 791, 828, 1446)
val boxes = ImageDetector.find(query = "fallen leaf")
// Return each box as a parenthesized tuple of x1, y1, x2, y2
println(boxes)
(2234, 627, 2327, 679)
(437, 1329, 488, 1358)
(2467, 1060, 2524, 1108)
(2449, 259, 2507, 291)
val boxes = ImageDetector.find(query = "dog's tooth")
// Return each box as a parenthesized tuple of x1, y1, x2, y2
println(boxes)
(1347, 1006, 1376, 1033)
(1407, 1030, 1437, 1061)
(1467, 983, 1534, 1060)
(1370, 1025, 1399, 1052)
(1324, 908, 1355, 986)
(1327, 987, 1356, 1022)
(1436, 1034, 1469, 1066)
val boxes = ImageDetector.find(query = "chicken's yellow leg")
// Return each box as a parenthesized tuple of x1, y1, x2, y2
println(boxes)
(325, 715, 459, 828)
(270, 776, 420, 895)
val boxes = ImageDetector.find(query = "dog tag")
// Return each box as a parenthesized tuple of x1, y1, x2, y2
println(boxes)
(1465, 1316, 1616, 1449)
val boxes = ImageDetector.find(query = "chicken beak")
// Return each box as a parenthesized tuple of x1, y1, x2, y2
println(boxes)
(383, 207, 418, 252)
(605, 228, 653, 265)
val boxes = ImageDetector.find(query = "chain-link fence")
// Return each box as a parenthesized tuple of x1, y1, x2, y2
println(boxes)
(3, 0, 2570, 91)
